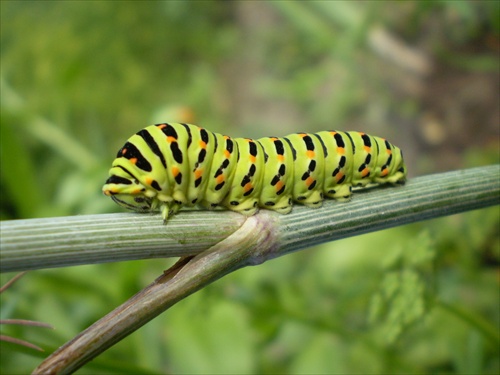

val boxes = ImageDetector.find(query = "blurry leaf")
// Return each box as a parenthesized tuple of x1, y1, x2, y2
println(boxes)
(55, 166, 111, 215)
(310, 0, 363, 28)
(270, 1, 332, 45)
(166, 298, 256, 374)
(437, 301, 500, 347)
(383, 230, 435, 270)
(150, 105, 196, 125)
(369, 238, 430, 346)
(404, 230, 435, 267)
(0, 121, 42, 219)
(23, 117, 98, 171)
(452, 330, 484, 375)
(291, 333, 345, 374)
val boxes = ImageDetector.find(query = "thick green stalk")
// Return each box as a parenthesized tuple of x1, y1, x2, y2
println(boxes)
(1, 165, 499, 272)
(0, 212, 246, 272)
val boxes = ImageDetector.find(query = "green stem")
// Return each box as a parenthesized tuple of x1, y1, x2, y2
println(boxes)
(1, 165, 499, 273)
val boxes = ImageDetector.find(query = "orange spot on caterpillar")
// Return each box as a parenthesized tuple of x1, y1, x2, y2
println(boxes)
(171, 166, 180, 176)
(216, 174, 225, 184)
(224, 150, 231, 158)
(121, 148, 128, 155)
(243, 182, 253, 193)
(131, 188, 142, 194)
(364, 146, 371, 153)
(336, 172, 345, 182)
(277, 154, 285, 162)
(381, 168, 389, 176)
(386, 148, 392, 154)
(130, 158, 138, 165)
(194, 169, 203, 179)
(145, 177, 153, 184)
(275, 180, 284, 192)
(199, 140, 207, 149)
(306, 150, 315, 159)
(157, 124, 166, 130)
(167, 136, 176, 143)
(306, 176, 315, 187)
(361, 168, 370, 177)
(249, 155, 256, 163)
(337, 147, 345, 155)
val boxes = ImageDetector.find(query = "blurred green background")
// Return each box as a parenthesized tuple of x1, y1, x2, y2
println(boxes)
(1, 1, 499, 374)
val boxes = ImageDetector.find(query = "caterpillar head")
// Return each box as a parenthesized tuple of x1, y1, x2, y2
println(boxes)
(102, 167, 157, 213)
(102, 166, 182, 222)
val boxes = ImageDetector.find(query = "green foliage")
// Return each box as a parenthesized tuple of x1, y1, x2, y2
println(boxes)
(368, 231, 435, 345)
(1, 0, 238, 220)
(1, 1, 498, 374)
(0, 115, 42, 219)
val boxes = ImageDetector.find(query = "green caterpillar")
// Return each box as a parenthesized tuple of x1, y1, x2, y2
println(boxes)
(103, 123, 407, 222)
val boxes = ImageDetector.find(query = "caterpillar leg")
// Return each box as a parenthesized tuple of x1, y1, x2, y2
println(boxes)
(273, 205, 293, 214)
(384, 171, 406, 185)
(298, 191, 324, 208)
(160, 201, 182, 223)
(259, 197, 293, 215)
(224, 199, 259, 216)
(324, 184, 352, 201)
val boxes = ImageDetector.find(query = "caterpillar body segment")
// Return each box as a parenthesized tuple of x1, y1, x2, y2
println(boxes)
(103, 123, 407, 222)
(257, 136, 295, 214)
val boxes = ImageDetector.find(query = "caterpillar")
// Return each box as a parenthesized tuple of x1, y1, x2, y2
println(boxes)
(103, 123, 407, 222)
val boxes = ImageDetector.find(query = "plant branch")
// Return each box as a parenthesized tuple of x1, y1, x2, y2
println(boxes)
(32, 215, 275, 374)
(0, 212, 246, 272)
(1, 165, 498, 273)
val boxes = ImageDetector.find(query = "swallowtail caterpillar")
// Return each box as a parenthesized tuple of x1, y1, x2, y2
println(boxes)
(103, 123, 407, 222)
